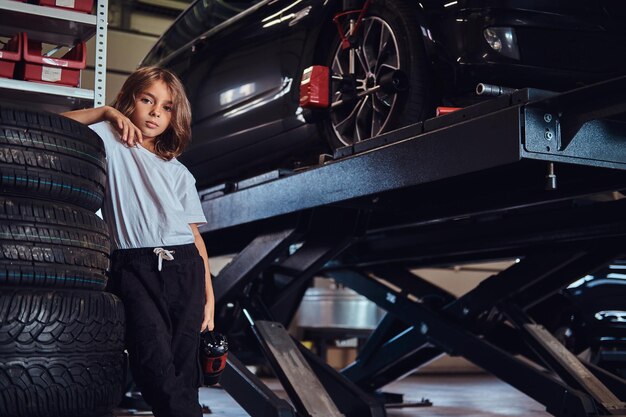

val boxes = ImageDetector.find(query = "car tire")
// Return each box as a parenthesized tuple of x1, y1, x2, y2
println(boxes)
(0, 288, 125, 417)
(322, 0, 433, 149)
(0, 354, 125, 417)
(0, 197, 110, 290)
(0, 289, 124, 354)
(0, 106, 106, 211)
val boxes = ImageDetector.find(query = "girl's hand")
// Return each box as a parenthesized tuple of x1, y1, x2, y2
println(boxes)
(103, 106, 143, 146)
(201, 302, 214, 332)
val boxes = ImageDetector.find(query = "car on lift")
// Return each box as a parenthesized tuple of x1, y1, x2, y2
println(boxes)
(141, 0, 626, 187)
(530, 260, 626, 378)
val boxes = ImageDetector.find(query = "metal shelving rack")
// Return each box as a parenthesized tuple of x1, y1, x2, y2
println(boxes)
(0, 0, 107, 110)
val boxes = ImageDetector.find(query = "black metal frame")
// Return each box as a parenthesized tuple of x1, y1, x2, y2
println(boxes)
(327, 240, 626, 417)
(204, 76, 626, 417)
(221, 354, 296, 417)
(199, 77, 626, 238)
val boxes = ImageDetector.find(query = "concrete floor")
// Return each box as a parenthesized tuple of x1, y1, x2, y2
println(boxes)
(114, 374, 552, 417)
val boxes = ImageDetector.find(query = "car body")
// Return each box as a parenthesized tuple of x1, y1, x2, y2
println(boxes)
(530, 262, 626, 378)
(141, 0, 626, 188)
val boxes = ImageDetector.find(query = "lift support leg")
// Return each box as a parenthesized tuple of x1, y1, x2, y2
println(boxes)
(221, 354, 296, 417)
(329, 244, 626, 417)
(214, 208, 385, 417)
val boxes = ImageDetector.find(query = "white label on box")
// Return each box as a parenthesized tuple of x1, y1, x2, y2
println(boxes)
(56, 0, 75, 7)
(43, 57, 68, 67)
(42, 67, 62, 82)
(0, 52, 3, 59)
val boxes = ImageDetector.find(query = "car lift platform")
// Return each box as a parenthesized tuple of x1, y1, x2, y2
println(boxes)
(199, 76, 626, 417)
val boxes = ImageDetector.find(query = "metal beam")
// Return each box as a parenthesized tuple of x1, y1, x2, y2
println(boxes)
(221, 354, 296, 417)
(199, 77, 626, 234)
(214, 221, 304, 302)
(329, 269, 598, 417)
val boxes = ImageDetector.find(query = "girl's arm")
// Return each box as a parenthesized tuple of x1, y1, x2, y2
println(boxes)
(62, 105, 109, 125)
(61, 106, 143, 146)
(191, 223, 215, 332)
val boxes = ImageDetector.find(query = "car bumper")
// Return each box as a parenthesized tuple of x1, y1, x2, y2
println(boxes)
(447, 7, 626, 91)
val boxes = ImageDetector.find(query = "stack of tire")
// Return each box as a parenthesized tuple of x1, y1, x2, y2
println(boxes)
(0, 105, 125, 417)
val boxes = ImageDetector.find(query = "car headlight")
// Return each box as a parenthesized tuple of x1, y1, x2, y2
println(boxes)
(483, 27, 520, 60)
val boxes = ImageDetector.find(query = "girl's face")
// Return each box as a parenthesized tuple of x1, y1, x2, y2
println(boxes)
(129, 80, 173, 141)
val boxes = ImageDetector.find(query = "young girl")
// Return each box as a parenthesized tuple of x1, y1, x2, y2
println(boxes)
(62, 66, 214, 417)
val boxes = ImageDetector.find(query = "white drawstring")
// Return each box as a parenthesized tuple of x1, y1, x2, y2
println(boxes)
(153, 248, 175, 271)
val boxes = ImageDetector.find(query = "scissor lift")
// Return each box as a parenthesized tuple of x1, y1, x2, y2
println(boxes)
(199, 76, 626, 417)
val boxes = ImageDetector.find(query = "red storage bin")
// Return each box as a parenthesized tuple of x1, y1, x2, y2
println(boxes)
(37, 0, 94, 13)
(20, 33, 86, 87)
(0, 34, 21, 79)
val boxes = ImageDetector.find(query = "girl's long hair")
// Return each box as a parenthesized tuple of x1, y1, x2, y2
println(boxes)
(111, 66, 192, 160)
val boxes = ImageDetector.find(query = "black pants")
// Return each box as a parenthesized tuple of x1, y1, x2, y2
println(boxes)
(108, 243, 205, 417)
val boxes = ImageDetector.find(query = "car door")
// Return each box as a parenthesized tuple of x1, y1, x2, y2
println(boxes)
(148, 0, 325, 186)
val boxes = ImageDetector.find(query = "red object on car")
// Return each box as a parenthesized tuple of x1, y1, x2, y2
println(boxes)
(0, 33, 21, 79)
(300, 65, 330, 109)
(19, 33, 86, 87)
(436, 106, 462, 116)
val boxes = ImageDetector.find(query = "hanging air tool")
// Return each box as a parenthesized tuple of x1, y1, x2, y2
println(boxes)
(200, 331, 228, 386)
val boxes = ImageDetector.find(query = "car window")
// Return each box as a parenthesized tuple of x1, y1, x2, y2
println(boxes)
(144, 0, 265, 65)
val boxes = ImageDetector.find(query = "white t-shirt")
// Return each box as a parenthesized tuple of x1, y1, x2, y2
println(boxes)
(90, 121, 206, 250)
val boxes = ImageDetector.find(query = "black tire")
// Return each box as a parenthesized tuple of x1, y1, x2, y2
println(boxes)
(0, 105, 106, 211)
(0, 196, 109, 290)
(0, 289, 124, 354)
(0, 288, 125, 417)
(322, 0, 433, 148)
(0, 353, 125, 417)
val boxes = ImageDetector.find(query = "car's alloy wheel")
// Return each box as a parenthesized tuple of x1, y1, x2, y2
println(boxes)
(323, 0, 433, 150)
(330, 16, 400, 145)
